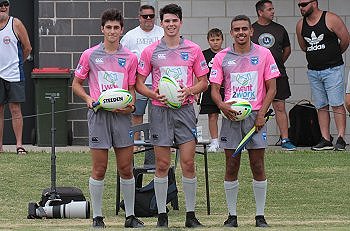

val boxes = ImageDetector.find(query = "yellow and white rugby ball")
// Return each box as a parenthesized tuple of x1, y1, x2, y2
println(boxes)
(222, 97, 252, 121)
(158, 76, 181, 109)
(93, 88, 133, 112)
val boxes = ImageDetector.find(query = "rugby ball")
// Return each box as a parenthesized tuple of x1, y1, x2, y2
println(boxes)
(222, 98, 252, 121)
(92, 88, 133, 112)
(158, 76, 181, 109)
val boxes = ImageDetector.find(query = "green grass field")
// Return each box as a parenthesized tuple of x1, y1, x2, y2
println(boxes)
(0, 149, 349, 230)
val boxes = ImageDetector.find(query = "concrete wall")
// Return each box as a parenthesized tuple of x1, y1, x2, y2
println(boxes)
(142, 0, 350, 144)
(38, 0, 350, 145)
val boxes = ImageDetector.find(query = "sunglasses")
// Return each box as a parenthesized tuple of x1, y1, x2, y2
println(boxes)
(298, 0, 315, 8)
(0, 1, 9, 7)
(140, 14, 155, 19)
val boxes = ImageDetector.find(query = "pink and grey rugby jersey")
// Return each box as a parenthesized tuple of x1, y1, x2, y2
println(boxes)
(75, 43, 138, 100)
(138, 37, 209, 107)
(209, 43, 280, 110)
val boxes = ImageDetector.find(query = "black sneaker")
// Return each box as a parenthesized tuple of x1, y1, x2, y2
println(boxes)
(92, 216, 106, 228)
(223, 215, 238, 227)
(124, 215, 144, 228)
(185, 212, 204, 228)
(157, 213, 168, 228)
(255, 215, 268, 228)
(334, 136, 346, 151)
(311, 137, 334, 151)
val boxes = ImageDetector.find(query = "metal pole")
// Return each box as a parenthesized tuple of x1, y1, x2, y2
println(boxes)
(50, 95, 57, 196)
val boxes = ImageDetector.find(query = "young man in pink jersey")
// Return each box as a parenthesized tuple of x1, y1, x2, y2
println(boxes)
(210, 15, 279, 228)
(72, 9, 144, 229)
(136, 3, 209, 228)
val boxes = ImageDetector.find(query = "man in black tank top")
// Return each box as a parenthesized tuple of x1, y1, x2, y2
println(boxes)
(296, 0, 349, 151)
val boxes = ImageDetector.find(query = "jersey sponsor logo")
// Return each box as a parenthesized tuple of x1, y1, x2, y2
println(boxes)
(227, 60, 236, 65)
(258, 33, 275, 48)
(158, 53, 166, 59)
(304, 31, 325, 51)
(95, 57, 104, 64)
(98, 71, 124, 91)
(210, 69, 217, 78)
(76, 64, 83, 73)
(3, 36, 10, 44)
(230, 71, 258, 101)
(200, 60, 208, 70)
(118, 58, 126, 67)
(160, 66, 188, 86)
(250, 56, 259, 65)
(139, 60, 145, 69)
(181, 52, 189, 61)
(270, 64, 279, 73)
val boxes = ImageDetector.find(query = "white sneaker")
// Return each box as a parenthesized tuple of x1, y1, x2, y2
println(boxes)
(208, 142, 220, 152)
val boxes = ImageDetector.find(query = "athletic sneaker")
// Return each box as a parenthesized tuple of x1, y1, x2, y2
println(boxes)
(124, 215, 144, 228)
(223, 215, 238, 227)
(281, 138, 296, 151)
(185, 212, 203, 228)
(334, 136, 346, 151)
(255, 215, 268, 227)
(157, 213, 168, 228)
(92, 216, 106, 228)
(311, 137, 334, 151)
(208, 142, 220, 152)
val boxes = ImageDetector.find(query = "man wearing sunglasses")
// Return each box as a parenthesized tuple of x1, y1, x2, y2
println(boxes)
(296, 0, 349, 151)
(121, 5, 163, 146)
(0, 0, 32, 155)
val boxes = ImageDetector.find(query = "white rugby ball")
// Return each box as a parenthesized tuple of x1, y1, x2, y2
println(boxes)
(93, 88, 133, 112)
(222, 97, 252, 121)
(158, 76, 181, 109)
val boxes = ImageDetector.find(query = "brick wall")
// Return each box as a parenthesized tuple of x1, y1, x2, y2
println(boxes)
(38, 0, 350, 145)
(38, 0, 140, 145)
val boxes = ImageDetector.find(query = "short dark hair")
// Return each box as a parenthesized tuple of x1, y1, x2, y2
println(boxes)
(255, 0, 272, 16)
(101, 8, 124, 28)
(139, 4, 155, 13)
(207, 28, 223, 40)
(231, 15, 252, 29)
(159, 4, 182, 21)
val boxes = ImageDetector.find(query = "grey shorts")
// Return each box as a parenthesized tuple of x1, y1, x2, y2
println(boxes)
(150, 104, 197, 146)
(219, 111, 268, 150)
(0, 79, 25, 104)
(87, 109, 134, 149)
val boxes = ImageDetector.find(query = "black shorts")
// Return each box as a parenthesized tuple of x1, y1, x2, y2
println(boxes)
(274, 75, 291, 100)
(0, 78, 25, 104)
(199, 85, 224, 114)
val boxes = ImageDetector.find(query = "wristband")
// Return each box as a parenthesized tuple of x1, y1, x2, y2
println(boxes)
(130, 105, 136, 113)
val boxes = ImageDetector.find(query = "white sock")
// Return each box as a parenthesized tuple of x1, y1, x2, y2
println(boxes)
(211, 138, 218, 144)
(224, 180, 239, 216)
(89, 177, 104, 218)
(253, 179, 267, 216)
(182, 176, 197, 212)
(154, 176, 168, 214)
(120, 177, 135, 217)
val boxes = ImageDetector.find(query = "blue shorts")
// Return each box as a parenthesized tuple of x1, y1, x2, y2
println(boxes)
(134, 98, 149, 116)
(307, 64, 344, 109)
(133, 85, 152, 116)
